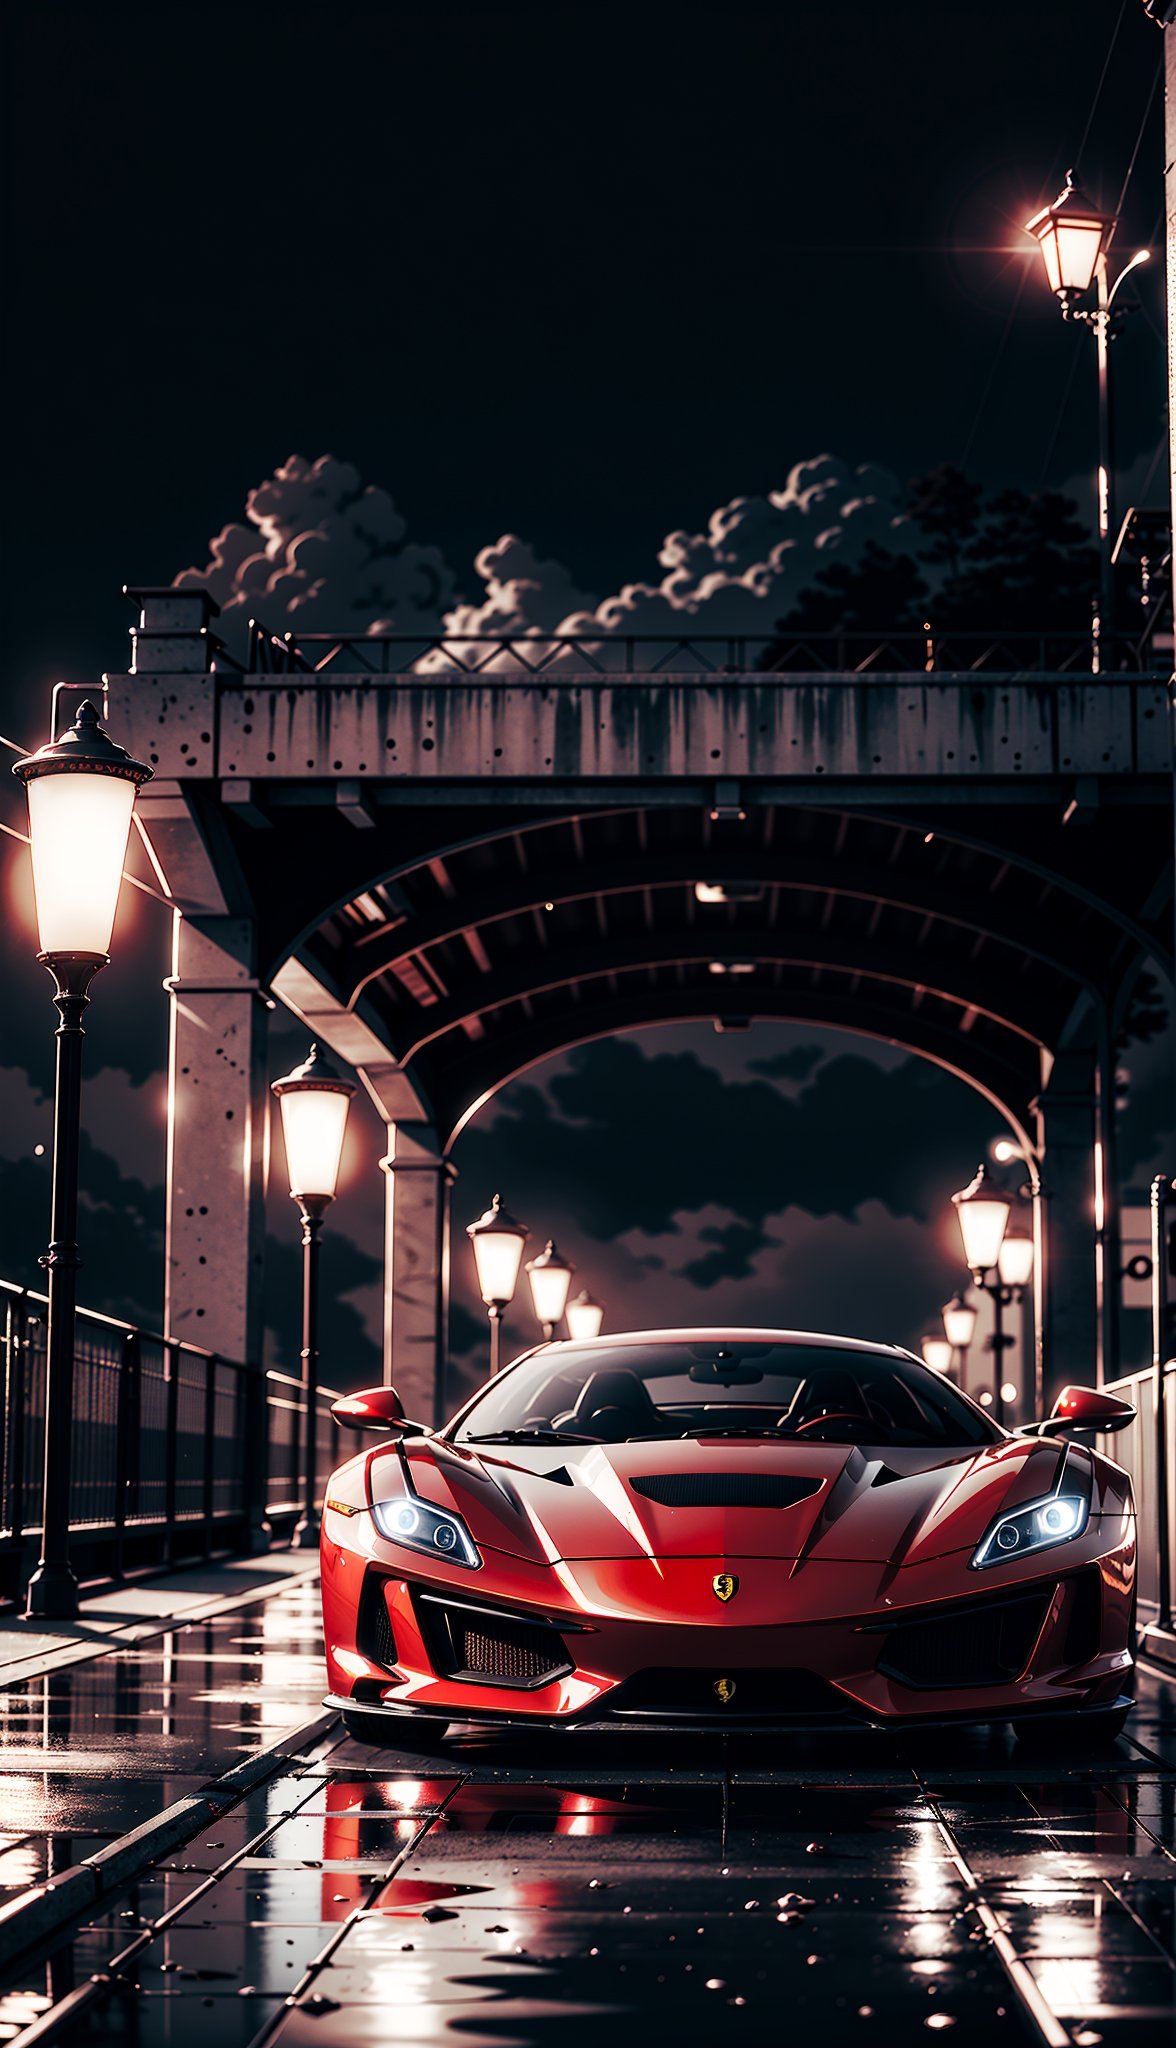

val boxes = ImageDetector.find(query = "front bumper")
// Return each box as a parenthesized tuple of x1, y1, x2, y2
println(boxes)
(322, 1543, 1135, 1732)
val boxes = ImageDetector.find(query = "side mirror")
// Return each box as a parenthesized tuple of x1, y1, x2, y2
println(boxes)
(1041, 1385, 1136, 1436)
(331, 1386, 427, 1434)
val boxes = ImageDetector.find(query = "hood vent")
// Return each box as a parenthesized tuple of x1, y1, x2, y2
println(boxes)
(629, 1473, 822, 1509)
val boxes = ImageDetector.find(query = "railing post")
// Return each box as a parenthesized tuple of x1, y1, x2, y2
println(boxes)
(163, 1341, 179, 1567)
(202, 1355, 217, 1556)
(1150, 1174, 1174, 1634)
(243, 1357, 272, 1554)
(113, 1327, 139, 1580)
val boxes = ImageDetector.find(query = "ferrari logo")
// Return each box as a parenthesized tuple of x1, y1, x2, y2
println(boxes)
(712, 1573, 739, 1603)
(714, 1677, 737, 1703)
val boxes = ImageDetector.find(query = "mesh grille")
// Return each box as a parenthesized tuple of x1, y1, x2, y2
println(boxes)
(878, 1588, 1053, 1690)
(417, 1595, 573, 1690)
(630, 1472, 821, 1509)
(456, 1622, 563, 1684)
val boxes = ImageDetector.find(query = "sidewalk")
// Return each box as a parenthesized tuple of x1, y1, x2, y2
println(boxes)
(0, 1550, 320, 1689)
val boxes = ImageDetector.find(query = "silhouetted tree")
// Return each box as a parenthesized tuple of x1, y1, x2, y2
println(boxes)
(762, 472, 1099, 665)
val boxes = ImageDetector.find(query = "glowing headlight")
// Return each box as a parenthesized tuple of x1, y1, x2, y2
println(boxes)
(972, 1491, 1089, 1569)
(371, 1487, 481, 1569)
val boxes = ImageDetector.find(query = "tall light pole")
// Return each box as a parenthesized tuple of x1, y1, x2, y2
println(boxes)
(942, 1292, 979, 1391)
(467, 1195, 529, 1375)
(271, 1045, 355, 1548)
(526, 1240, 576, 1341)
(566, 1289, 606, 1342)
(951, 1170, 1036, 1427)
(13, 701, 152, 1618)
(952, 1164, 1013, 1426)
(1024, 172, 1150, 653)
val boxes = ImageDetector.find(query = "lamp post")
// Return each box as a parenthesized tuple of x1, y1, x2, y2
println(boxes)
(1024, 171, 1150, 649)
(952, 1168, 1036, 1427)
(921, 1336, 955, 1376)
(271, 1045, 355, 1548)
(525, 1240, 575, 1341)
(566, 1290, 606, 1342)
(467, 1195, 530, 1375)
(942, 1292, 979, 1391)
(953, 1164, 1012, 1425)
(13, 701, 152, 1618)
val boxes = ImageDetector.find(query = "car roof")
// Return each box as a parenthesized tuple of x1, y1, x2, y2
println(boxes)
(540, 1327, 916, 1363)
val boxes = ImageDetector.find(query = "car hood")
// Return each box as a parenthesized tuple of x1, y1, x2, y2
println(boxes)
(372, 1434, 1076, 1570)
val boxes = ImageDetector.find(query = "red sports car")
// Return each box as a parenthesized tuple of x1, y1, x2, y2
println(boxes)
(320, 1329, 1137, 1744)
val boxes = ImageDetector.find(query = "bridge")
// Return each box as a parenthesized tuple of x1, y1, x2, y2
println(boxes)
(103, 590, 1173, 1434)
(0, 588, 1172, 2048)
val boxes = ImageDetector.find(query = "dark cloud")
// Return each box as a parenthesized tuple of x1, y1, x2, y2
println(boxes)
(174, 452, 911, 665)
(174, 454, 457, 655)
(748, 1046, 825, 1084)
(455, 1036, 997, 1247)
(676, 1221, 780, 1290)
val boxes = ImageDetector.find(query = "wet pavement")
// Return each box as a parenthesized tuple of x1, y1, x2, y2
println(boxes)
(0, 1575, 1173, 2045)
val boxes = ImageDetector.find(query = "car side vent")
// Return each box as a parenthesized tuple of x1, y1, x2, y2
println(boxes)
(871, 1465, 903, 1488)
(356, 1572, 398, 1673)
(629, 1473, 821, 1509)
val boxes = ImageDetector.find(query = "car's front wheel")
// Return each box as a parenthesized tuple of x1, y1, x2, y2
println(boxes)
(1011, 1704, 1131, 1750)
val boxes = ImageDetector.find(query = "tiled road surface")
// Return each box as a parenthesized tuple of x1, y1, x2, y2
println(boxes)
(0, 1576, 1173, 2045)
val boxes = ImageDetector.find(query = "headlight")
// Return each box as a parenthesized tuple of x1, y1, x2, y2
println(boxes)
(371, 1485, 481, 1570)
(972, 1491, 1089, 1569)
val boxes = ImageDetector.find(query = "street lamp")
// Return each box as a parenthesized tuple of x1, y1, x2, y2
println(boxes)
(921, 1336, 954, 1375)
(566, 1289, 606, 1342)
(467, 1195, 530, 1375)
(13, 700, 152, 1618)
(952, 1167, 1036, 1427)
(1024, 171, 1150, 647)
(942, 1291, 978, 1390)
(525, 1240, 575, 1341)
(272, 1044, 355, 1548)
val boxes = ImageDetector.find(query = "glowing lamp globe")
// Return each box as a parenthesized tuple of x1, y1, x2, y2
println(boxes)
(566, 1290, 606, 1342)
(525, 1240, 575, 1331)
(942, 1293, 978, 1351)
(467, 1195, 530, 1309)
(1024, 172, 1111, 303)
(997, 1231, 1035, 1290)
(13, 700, 152, 959)
(271, 1045, 355, 1201)
(952, 1164, 1011, 1276)
(921, 1336, 954, 1375)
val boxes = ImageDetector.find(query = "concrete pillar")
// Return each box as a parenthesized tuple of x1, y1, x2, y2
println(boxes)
(165, 914, 270, 1363)
(380, 1124, 456, 1428)
(1033, 1050, 1100, 1405)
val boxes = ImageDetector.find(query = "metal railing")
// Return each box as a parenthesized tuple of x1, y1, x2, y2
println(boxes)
(244, 624, 1168, 678)
(0, 1282, 342, 1603)
(1103, 1357, 1176, 1625)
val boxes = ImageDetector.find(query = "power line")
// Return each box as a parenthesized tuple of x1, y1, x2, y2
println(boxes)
(1075, 0, 1129, 174)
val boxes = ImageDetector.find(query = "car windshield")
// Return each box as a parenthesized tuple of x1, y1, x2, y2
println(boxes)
(451, 1341, 997, 1449)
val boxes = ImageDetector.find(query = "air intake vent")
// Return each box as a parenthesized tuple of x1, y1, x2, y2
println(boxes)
(415, 1592, 573, 1692)
(629, 1473, 821, 1509)
(356, 1572, 398, 1672)
(877, 1587, 1053, 1691)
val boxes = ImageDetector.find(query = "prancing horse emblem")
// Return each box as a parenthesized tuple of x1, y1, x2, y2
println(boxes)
(714, 1677, 737, 1703)
(712, 1573, 738, 1603)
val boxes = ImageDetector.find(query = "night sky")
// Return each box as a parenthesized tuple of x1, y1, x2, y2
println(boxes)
(0, 2, 1169, 1402)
